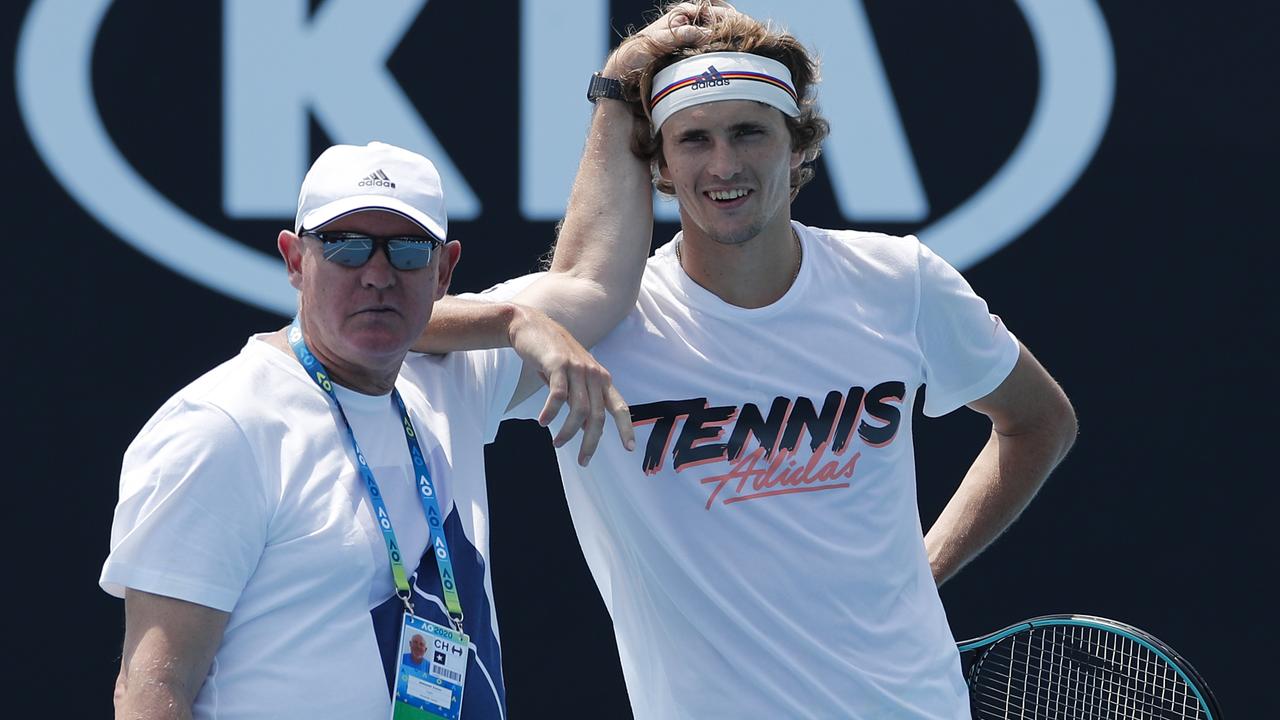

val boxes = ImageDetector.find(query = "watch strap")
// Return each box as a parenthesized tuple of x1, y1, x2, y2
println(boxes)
(586, 72, 624, 103)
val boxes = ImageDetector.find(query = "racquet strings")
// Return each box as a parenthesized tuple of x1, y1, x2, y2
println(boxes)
(968, 623, 1209, 719)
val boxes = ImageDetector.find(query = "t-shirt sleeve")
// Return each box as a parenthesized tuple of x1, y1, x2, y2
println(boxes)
(441, 274, 551, 438)
(464, 346, 524, 443)
(915, 241, 1020, 417)
(455, 271, 546, 304)
(100, 400, 273, 612)
(455, 271, 554, 424)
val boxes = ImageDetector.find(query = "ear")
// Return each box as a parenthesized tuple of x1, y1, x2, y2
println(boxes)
(654, 135, 672, 182)
(278, 230, 305, 290)
(433, 240, 462, 301)
(790, 147, 804, 170)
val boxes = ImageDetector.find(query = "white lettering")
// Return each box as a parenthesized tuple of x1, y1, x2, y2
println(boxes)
(223, 0, 479, 221)
(15, 0, 1113, 314)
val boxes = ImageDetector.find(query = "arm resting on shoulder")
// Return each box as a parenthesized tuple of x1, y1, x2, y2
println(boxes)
(408, 9, 726, 457)
(418, 93, 651, 358)
(114, 589, 230, 720)
(413, 96, 650, 428)
(924, 343, 1078, 585)
(417, 8, 722, 359)
(416, 296, 634, 465)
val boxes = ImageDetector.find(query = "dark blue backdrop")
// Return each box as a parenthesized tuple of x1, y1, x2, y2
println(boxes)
(4, 0, 1270, 715)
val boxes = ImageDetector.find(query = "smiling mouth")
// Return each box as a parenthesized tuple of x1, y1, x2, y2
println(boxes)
(706, 188, 751, 202)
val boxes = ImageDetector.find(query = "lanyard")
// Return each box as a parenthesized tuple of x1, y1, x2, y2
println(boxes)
(286, 318, 464, 631)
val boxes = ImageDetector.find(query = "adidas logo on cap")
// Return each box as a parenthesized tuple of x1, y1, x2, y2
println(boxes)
(357, 169, 396, 189)
(691, 66, 729, 90)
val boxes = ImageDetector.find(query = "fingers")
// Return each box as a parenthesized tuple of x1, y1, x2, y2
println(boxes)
(666, 1, 736, 32)
(573, 369, 635, 466)
(668, 23, 710, 47)
(576, 371, 608, 466)
(538, 366, 569, 428)
(540, 358, 633, 465)
(607, 385, 636, 453)
(552, 362, 590, 449)
(519, 315, 632, 463)
(607, 2, 741, 77)
(663, 4, 712, 46)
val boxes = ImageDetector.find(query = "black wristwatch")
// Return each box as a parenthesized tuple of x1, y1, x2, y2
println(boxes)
(586, 72, 624, 104)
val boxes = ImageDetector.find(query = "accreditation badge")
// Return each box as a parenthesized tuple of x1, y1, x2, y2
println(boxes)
(391, 612, 469, 720)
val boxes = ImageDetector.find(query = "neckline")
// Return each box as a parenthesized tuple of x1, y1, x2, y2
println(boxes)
(658, 221, 813, 320)
(250, 334, 395, 413)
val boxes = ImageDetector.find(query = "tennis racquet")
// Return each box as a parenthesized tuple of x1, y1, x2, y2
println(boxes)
(957, 614, 1222, 719)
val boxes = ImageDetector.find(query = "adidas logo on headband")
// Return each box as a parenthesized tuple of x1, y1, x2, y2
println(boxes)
(692, 66, 730, 89)
(649, 51, 802, 131)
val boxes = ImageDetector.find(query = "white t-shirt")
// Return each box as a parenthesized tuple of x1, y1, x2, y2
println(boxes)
(101, 336, 520, 720)
(501, 224, 1019, 719)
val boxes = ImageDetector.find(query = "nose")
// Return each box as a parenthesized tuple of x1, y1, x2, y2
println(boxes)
(705, 138, 743, 180)
(358, 241, 397, 290)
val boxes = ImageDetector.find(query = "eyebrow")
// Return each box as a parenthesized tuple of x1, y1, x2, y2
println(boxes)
(674, 121, 770, 140)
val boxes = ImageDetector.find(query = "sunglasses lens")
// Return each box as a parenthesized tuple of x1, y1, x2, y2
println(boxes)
(314, 234, 437, 270)
(322, 239, 374, 267)
(386, 240, 436, 270)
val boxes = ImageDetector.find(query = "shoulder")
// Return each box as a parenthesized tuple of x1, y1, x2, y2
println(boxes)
(127, 338, 306, 457)
(400, 346, 522, 424)
(401, 345, 517, 385)
(802, 225, 924, 275)
(794, 225, 932, 301)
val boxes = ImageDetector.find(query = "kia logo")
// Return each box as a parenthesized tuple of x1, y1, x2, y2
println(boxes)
(17, 0, 1113, 316)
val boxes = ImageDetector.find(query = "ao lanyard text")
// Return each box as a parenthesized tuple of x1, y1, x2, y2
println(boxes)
(286, 317, 464, 631)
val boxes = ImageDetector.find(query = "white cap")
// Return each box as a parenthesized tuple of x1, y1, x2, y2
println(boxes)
(649, 51, 801, 131)
(295, 141, 447, 241)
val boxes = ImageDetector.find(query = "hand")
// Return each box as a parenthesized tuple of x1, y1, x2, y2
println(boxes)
(508, 306, 635, 465)
(603, 1, 739, 78)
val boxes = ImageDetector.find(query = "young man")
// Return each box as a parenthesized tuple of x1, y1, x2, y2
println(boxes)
(101, 141, 633, 719)
(426, 4, 1078, 717)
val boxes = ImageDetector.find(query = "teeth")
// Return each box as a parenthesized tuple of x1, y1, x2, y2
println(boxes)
(708, 189, 748, 201)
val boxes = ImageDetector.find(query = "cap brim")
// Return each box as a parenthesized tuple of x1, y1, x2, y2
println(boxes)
(298, 195, 446, 241)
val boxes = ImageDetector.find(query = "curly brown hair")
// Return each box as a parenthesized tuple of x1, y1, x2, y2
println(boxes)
(618, 2, 830, 200)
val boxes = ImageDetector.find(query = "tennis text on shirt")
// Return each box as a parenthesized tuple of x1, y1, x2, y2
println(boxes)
(629, 382, 905, 510)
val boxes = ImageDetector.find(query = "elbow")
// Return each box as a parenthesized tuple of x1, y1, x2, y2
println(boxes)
(575, 274, 643, 327)
(113, 669, 128, 713)
(994, 387, 1078, 463)
(1051, 391, 1079, 462)
(604, 281, 644, 325)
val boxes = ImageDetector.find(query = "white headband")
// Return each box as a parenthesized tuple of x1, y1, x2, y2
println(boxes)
(649, 51, 801, 131)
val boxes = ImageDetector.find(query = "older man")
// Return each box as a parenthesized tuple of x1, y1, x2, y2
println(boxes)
(402, 633, 430, 672)
(102, 141, 633, 720)
(424, 3, 1078, 718)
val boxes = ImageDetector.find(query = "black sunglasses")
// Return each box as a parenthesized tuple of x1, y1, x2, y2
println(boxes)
(302, 231, 443, 271)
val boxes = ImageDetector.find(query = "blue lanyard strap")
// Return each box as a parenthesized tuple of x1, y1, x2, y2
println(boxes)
(286, 318, 465, 631)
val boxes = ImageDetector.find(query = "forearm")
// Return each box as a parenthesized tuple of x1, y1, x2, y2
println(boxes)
(115, 671, 195, 720)
(116, 590, 228, 720)
(416, 296, 522, 353)
(533, 89, 652, 346)
(925, 421, 1074, 585)
(417, 102, 649, 354)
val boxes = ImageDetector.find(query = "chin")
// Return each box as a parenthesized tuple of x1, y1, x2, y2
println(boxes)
(706, 223, 765, 247)
(343, 327, 413, 359)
